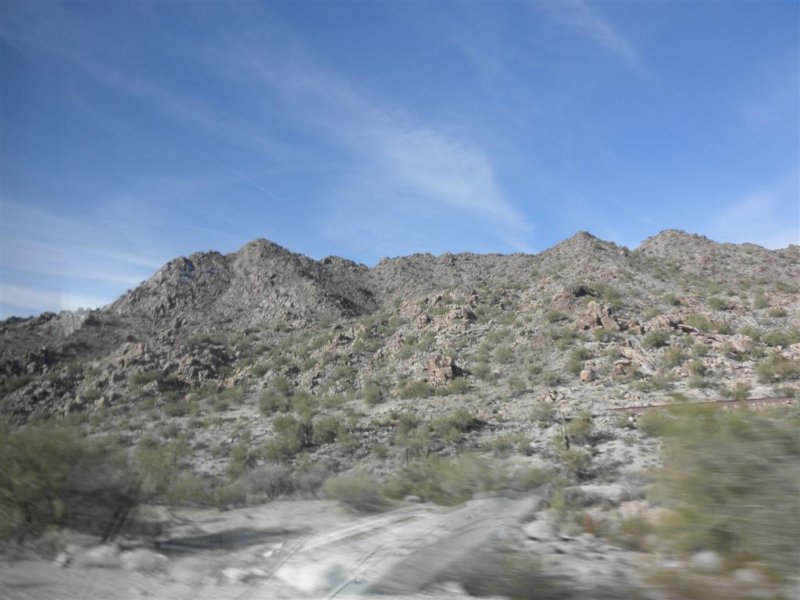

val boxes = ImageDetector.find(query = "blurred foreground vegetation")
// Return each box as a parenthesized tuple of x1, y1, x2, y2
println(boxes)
(643, 403, 800, 579)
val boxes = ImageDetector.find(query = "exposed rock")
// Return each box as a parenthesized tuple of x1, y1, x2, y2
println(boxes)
(690, 550, 724, 572)
(425, 355, 461, 384)
(579, 369, 594, 383)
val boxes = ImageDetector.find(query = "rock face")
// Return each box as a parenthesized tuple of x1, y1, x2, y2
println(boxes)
(426, 355, 461, 384)
(575, 301, 622, 332)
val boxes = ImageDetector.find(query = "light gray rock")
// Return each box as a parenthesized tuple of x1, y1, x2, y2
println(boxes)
(577, 484, 628, 505)
(119, 548, 168, 572)
(690, 550, 723, 572)
(73, 544, 120, 568)
(523, 519, 556, 541)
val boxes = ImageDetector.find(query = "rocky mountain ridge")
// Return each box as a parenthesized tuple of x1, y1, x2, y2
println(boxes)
(1, 229, 798, 422)
(2, 229, 799, 600)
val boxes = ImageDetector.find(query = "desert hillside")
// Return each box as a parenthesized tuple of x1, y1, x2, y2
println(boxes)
(1, 230, 799, 600)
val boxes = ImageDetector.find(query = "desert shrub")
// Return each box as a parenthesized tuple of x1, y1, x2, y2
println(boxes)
(311, 414, 342, 445)
(687, 360, 707, 377)
(258, 389, 291, 415)
(545, 310, 568, 323)
(531, 401, 558, 425)
(566, 347, 592, 375)
(554, 446, 592, 479)
(757, 352, 800, 383)
(763, 329, 800, 347)
(165, 472, 212, 507)
(565, 410, 595, 444)
(264, 415, 312, 461)
(721, 381, 751, 401)
(661, 345, 685, 368)
(613, 514, 655, 551)
(488, 432, 530, 457)
(593, 283, 623, 309)
(129, 369, 160, 388)
(652, 405, 800, 578)
(398, 380, 434, 399)
(0, 375, 33, 396)
(383, 455, 499, 505)
(228, 441, 259, 478)
(472, 362, 494, 381)
(242, 464, 295, 500)
(251, 363, 269, 378)
(708, 297, 733, 311)
(431, 409, 479, 444)
(643, 330, 671, 349)
(134, 435, 189, 500)
(434, 377, 470, 396)
(753, 291, 769, 309)
(0, 424, 137, 540)
(684, 314, 712, 332)
(363, 380, 383, 405)
(324, 472, 387, 512)
(768, 306, 788, 318)
(493, 344, 514, 364)
(550, 326, 576, 349)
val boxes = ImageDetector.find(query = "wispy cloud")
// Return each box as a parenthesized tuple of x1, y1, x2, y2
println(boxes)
(533, 0, 642, 70)
(217, 22, 534, 256)
(1, 202, 167, 316)
(1, 285, 112, 317)
(712, 170, 800, 249)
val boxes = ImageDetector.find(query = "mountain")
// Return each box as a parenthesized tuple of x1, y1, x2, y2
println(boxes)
(2, 229, 799, 599)
(1, 230, 798, 421)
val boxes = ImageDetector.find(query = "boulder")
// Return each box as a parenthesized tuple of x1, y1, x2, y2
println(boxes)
(425, 355, 461, 384)
(119, 548, 168, 572)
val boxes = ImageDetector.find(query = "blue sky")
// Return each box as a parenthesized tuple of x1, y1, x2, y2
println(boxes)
(1, 1, 798, 318)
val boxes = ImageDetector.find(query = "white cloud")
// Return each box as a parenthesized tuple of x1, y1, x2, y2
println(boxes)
(224, 32, 534, 255)
(533, 0, 642, 70)
(712, 170, 800, 249)
(1, 284, 111, 317)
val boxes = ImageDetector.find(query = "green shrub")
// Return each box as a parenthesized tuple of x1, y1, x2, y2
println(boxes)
(264, 415, 312, 461)
(363, 380, 383, 405)
(0, 424, 137, 540)
(431, 409, 479, 443)
(531, 401, 558, 425)
(398, 380, 434, 399)
(165, 472, 211, 507)
(493, 344, 514, 364)
(763, 329, 800, 347)
(324, 472, 388, 512)
(757, 353, 800, 383)
(768, 307, 788, 318)
(684, 314, 712, 332)
(708, 297, 733, 311)
(643, 330, 671, 349)
(134, 436, 188, 500)
(566, 410, 595, 444)
(545, 310, 568, 323)
(566, 347, 592, 375)
(312, 414, 342, 445)
(652, 406, 800, 578)
(383, 455, 499, 505)
(434, 377, 470, 396)
(488, 432, 530, 457)
(258, 389, 291, 415)
(662, 346, 685, 368)
(688, 360, 707, 377)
